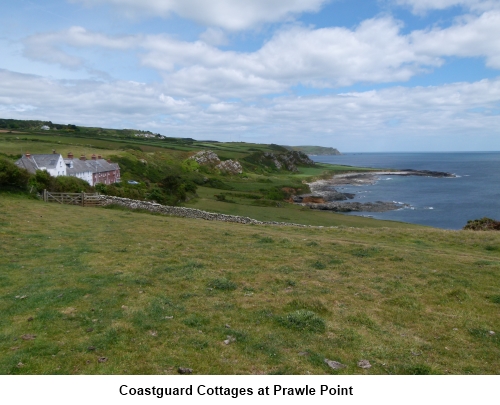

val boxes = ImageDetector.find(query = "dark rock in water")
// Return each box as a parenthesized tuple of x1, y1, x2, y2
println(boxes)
(304, 201, 407, 213)
(294, 190, 354, 203)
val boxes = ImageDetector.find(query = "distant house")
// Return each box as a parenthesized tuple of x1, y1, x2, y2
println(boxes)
(15, 152, 67, 177)
(15, 151, 120, 186)
(40, 125, 50, 130)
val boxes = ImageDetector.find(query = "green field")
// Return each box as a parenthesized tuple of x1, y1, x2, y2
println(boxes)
(1, 128, 384, 224)
(0, 195, 499, 375)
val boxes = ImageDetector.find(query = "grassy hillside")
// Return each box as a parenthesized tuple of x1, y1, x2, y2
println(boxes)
(1, 195, 499, 375)
(1, 122, 385, 227)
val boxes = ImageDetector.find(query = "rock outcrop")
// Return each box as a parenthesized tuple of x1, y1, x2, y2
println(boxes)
(244, 150, 315, 172)
(189, 150, 221, 166)
(303, 201, 408, 212)
(189, 150, 243, 174)
(216, 159, 243, 174)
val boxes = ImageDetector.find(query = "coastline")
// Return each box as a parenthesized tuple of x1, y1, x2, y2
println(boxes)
(294, 170, 455, 213)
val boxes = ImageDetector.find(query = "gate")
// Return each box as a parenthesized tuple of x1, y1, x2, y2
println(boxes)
(43, 190, 103, 207)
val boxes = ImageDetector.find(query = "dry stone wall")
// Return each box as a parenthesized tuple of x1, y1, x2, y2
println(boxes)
(99, 195, 319, 227)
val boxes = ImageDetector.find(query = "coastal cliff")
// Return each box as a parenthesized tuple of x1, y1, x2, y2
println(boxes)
(284, 145, 341, 155)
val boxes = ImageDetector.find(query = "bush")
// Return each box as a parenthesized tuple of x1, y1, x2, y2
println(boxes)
(29, 170, 53, 193)
(52, 176, 93, 193)
(29, 171, 93, 193)
(95, 183, 107, 193)
(0, 158, 31, 190)
(463, 217, 500, 231)
(159, 174, 197, 204)
(264, 187, 287, 201)
(181, 159, 200, 172)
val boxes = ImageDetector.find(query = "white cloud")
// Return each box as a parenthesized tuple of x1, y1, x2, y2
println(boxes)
(21, 18, 443, 95)
(411, 10, 500, 68)
(71, 0, 329, 30)
(0, 69, 196, 127)
(393, 0, 500, 13)
(199, 28, 228, 46)
(22, 26, 138, 69)
(1, 68, 499, 151)
(19, 9, 500, 99)
(249, 18, 437, 87)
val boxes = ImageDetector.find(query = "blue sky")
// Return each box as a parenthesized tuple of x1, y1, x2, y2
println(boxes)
(1, 0, 500, 151)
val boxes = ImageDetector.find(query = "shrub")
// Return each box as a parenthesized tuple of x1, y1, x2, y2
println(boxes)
(0, 158, 30, 190)
(181, 159, 200, 172)
(95, 183, 107, 193)
(277, 310, 326, 332)
(29, 170, 54, 193)
(52, 176, 93, 193)
(159, 173, 197, 204)
(463, 217, 500, 231)
(264, 187, 287, 201)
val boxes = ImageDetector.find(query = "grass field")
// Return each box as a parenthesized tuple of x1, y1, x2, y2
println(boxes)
(187, 187, 422, 228)
(1, 195, 499, 375)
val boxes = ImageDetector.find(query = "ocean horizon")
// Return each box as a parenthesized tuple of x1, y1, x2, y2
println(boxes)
(312, 152, 500, 230)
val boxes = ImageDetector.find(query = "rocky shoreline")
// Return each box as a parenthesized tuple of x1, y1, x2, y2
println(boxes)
(294, 170, 455, 213)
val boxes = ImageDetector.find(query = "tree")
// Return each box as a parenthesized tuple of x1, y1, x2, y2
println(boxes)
(159, 174, 197, 204)
(0, 158, 31, 190)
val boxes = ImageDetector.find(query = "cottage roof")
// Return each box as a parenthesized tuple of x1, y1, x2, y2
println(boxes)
(15, 154, 60, 174)
(65, 158, 119, 175)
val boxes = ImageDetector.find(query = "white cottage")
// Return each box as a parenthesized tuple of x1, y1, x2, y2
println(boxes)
(15, 151, 121, 186)
(15, 151, 66, 177)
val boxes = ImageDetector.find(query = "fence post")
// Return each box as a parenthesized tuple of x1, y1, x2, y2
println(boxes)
(82, 192, 85, 207)
(43, 189, 47, 202)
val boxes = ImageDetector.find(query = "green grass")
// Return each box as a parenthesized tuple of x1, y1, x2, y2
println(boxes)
(1, 130, 393, 230)
(0, 195, 499, 375)
(187, 187, 420, 228)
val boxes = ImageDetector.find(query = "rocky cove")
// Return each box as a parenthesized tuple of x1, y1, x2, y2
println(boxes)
(294, 170, 455, 213)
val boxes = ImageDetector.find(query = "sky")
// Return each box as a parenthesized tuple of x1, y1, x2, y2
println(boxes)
(1, 0, 500, 151)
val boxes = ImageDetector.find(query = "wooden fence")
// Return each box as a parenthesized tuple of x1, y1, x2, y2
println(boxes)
(42, 190, 103, 207)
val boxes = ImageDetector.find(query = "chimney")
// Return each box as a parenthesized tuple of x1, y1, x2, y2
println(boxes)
(107, 159, 111, 163)
(97, 154, 102, 159)
(52, 149, 57, 154)
(91, 154, 97, 160)
(80, 155, 86, 161)
(26, 152, 31, 159)
(68, 152, 74, 159)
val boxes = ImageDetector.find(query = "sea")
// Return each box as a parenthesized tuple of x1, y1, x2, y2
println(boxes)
(311, 152, 500, 230)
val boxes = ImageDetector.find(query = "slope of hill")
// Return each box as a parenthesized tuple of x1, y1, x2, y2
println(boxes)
(0, 119, 379, 227)
(0, 195, 499, 375)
